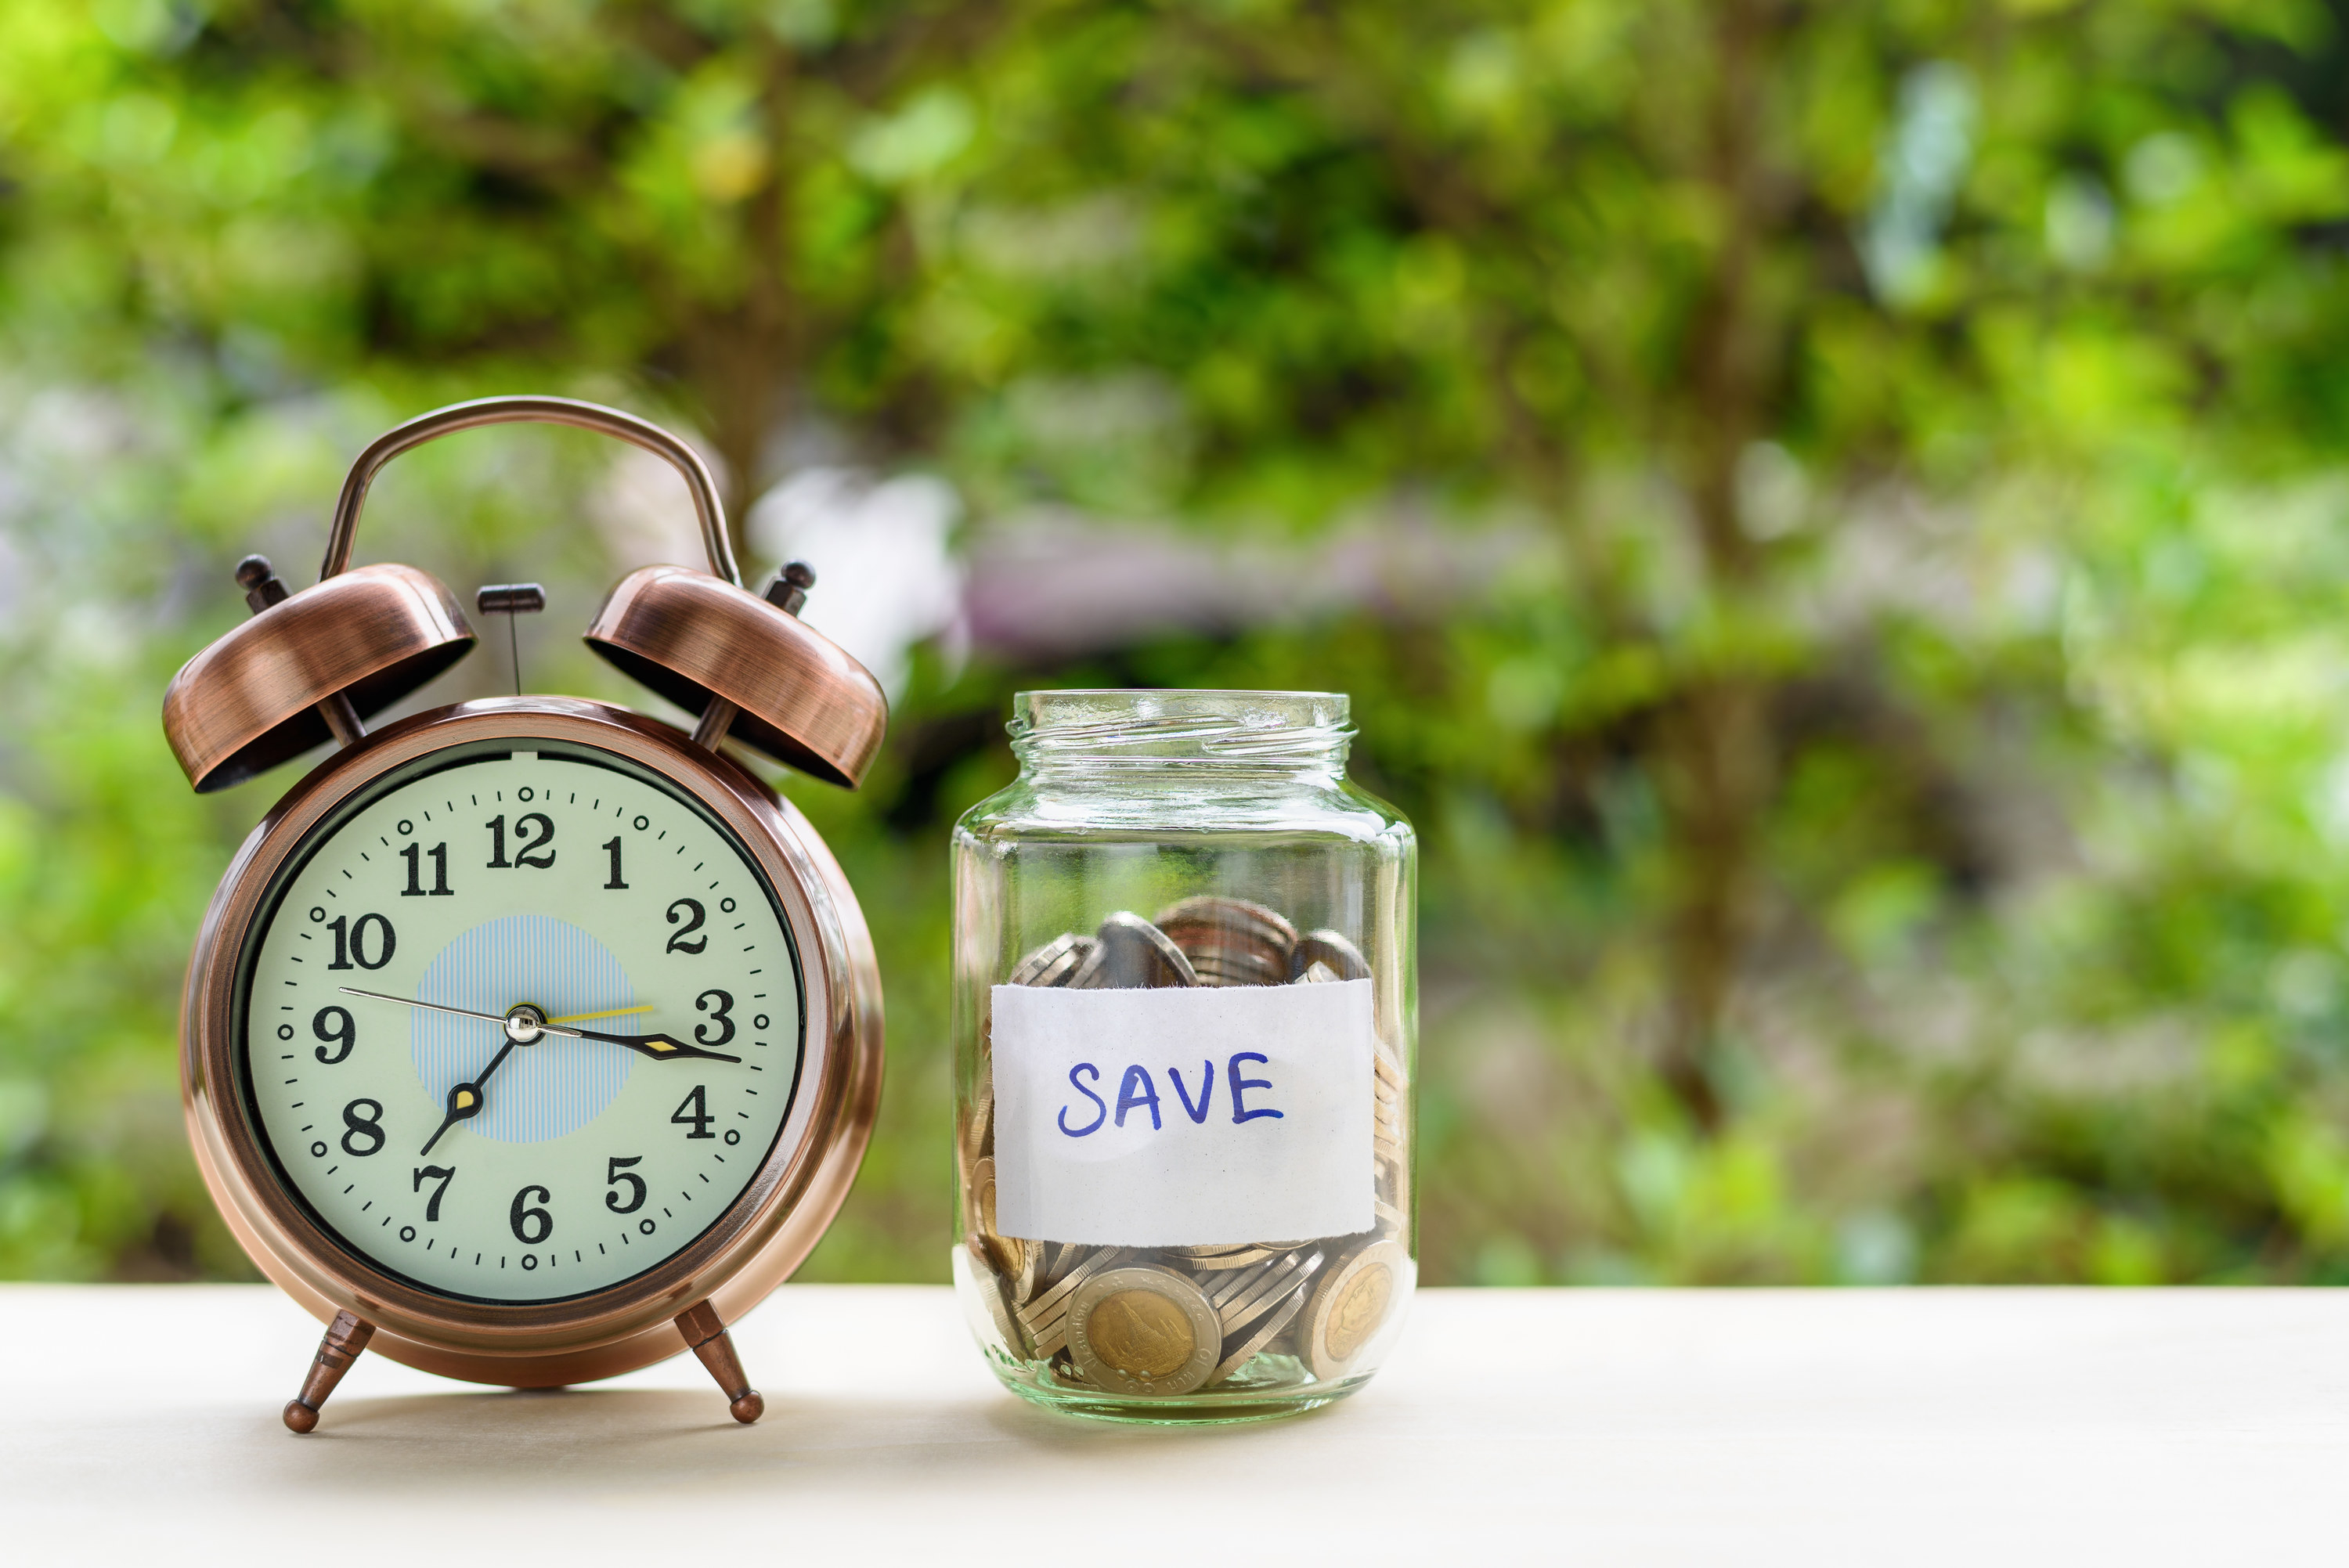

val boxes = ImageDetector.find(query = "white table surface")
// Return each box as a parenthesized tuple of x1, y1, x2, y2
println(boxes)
(4, 1284, 2346, 1565)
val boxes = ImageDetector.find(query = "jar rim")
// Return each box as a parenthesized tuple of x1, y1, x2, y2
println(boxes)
(1009, 689, 1351, 766)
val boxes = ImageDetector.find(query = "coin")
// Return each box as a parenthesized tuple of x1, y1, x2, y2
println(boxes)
(1155, 896, 1297, 988)
(964, 1154, 994, 1241)
(1302, 1239, 1409, 1380)
(1067, 1265, 1223, 1397)
(1009, 931, 1096, 988)
(976, 894, 1413, 1389)
(1017, 1244, 1125, 1334)
(1200, 1256, 1276, 1311)
(965, 1155, 1029, 1281)
(1217, 1247, 1321, 1331)
(1209, 1278, 1310, 1386)
(965, 1250, 1024, 1354)
(1178, 1246, 1281, 1271)
(963, 1080, 996, 1166)
(1290, 928, 1370, 982)
(1070, 912, 1198, 989)
(1012, 1234, 1046, 1304)
(1156, 895, 1299, 944)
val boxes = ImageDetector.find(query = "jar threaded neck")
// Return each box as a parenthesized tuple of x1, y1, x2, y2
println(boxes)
(1009, 690, 1351, 772)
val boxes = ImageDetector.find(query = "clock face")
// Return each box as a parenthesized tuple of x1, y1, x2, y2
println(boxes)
(233, 737, 807, 1305)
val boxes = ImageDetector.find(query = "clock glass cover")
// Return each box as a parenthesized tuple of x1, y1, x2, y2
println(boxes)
(235, 738, 806, 1303)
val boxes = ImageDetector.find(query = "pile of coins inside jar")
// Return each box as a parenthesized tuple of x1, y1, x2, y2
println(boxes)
(962, 897, 1410, 1397)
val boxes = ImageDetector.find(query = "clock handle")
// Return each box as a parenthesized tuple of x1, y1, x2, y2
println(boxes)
(676, 1299, 765, 1425)
(316, 395, 739, 588)
(282, 1309, 375, 1433)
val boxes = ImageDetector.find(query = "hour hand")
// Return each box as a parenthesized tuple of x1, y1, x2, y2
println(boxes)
(419, 1081, 484, 1157)
(571, 1027, 742, 1065)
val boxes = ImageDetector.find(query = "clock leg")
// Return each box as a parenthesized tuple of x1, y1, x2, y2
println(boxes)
(676, 1300, 763, 1424)
(283, 1309, 375, 1433)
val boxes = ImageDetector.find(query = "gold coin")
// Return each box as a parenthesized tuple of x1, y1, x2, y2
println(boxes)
(962, 1249, 1023, 1354)
(1067, 1265, 1221, 1397)
(1012, 1235, 1045, 1304)
(1323, 1266, 1391, 1361)
(963, 1155, 995, 1245)
(961, 1081, 995, 1166)
(1303, 1239, 1410, 1380)
(1091, 1291, 1196, 1378)
(965, 1155, 1028, 1281)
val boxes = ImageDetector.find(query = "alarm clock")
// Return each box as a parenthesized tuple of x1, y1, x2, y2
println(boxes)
(161, 396, 886, 1432)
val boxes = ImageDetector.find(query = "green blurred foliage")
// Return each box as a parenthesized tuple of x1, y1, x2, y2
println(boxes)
(7, 0, 2349, 1286)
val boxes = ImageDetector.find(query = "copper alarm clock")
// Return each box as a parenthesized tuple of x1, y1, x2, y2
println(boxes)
(161, 396, 886, 1432)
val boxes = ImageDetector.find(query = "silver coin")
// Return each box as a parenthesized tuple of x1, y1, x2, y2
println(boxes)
(1290, 928, 1371, 982)
(1181, 1246, 1280, 1271)
(1067, 1265, 1223, 1397)
(1202, 1257, 1277, 1311)
(1155, 896, 1297, 988)
(1209, 1278, 1311, 1386)
(1070, 913, 1197, 989)
(1294, 959, 1343, 984)
(1018, 1244, 1126, 1330)
(1009, 931, 1096, 987)
(1218, 1247, 1322, 1331)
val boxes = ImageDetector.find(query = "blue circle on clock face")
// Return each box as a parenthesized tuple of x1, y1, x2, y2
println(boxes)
(409, 914, 636, 1144)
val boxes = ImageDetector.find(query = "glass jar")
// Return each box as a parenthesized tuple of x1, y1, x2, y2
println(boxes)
(951, 690, 1416, 1422)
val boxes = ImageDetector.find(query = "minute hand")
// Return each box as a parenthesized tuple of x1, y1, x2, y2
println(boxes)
(571, 1026, 742, 1065)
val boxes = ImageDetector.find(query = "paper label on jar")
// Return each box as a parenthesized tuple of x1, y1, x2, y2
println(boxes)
(990, 979, 1377, 1245)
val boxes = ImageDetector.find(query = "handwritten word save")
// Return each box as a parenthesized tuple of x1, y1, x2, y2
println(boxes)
(1058, 1054, 1283, 1136)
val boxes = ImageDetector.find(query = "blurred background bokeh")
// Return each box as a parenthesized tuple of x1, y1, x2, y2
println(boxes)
(9, 0, 2349, 1287)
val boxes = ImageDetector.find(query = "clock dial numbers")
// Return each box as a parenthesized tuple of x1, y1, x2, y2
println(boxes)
(312, 1007, 355, 1065)
(237, 744, 807, 1304)
(671, 1085, 716, 1140)
(399, 842, 454, 897)
(665, 899, 708, 954)
(604, 1156, 647, 1213)
(413, 1165, 456, 1221)
(340, 1099, 386, 1156)
(509, 1185, 554, 1245)
(327, 913, 397, 971)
